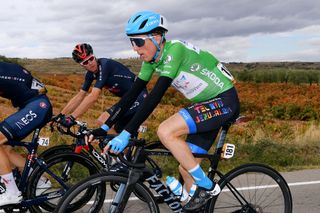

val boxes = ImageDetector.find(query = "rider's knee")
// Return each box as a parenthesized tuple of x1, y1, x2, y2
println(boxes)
(157, 123, 172, 142)
(0, 132, 8, 145)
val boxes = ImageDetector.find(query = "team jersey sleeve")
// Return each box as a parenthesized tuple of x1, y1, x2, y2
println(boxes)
(124, 76, 173, 134)
(81, 72, 94, 92)
(105, 77, 148, 128)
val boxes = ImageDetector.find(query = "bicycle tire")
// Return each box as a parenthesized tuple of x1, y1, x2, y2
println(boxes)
(208, 163, 292, 213)
(26, 152, 105, 213)
(38, 144, 75, 159)
(39, 144, 112, 170)
(54, 172, 160, 213)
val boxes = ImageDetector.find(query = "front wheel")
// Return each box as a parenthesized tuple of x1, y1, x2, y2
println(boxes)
(55, 172, 160, 213)
(26, 152, 103, 213)
(208, 163, 292, 213)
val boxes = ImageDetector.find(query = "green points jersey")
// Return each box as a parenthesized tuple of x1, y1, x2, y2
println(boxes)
(138, 40, 234, 103)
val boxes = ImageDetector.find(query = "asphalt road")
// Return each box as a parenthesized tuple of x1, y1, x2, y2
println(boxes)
(1, 169, 320, 212)
(281, 169, 320, 213)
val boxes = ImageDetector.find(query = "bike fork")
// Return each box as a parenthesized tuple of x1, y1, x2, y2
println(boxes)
(109, 169, 142, 213)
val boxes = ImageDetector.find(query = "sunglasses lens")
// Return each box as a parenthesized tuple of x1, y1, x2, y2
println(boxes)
(81, 56, 94, 65)
(130, 38, 145, 47)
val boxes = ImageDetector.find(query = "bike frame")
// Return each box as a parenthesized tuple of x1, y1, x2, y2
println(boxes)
(6, 128, 70, 207)
(4, 122, 110, 208)
(108, 123, 234, 213)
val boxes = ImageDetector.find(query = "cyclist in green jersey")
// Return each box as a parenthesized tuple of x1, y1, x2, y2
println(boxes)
(95, 11, 240, 210)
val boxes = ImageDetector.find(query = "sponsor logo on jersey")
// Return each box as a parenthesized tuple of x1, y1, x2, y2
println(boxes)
(129, 101, 140, 110)
(172, 71, 208, 99)
(0, 75, 25, 82)
(15, 110, 38, 130)
(39, 102, 47, 109)
(200, 68, 224, 89)
(108, 83, 120, 93)
(23, 69, 29, 74)
(173, 74, 191, 91)
(190, 63, 201, 72)
(114, 74, 132, 79)
(0, 182, 6, 193)
(156, 68, 171, 75)
(164, 55, 173, 64)
(98, 65, 102, 81)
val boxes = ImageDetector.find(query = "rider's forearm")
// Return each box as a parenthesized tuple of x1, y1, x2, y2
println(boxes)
(70, 93, 98, 119)
(61, 90, 86, 115)
(105, 77, 148, 127)
(125, 76, 172, 134)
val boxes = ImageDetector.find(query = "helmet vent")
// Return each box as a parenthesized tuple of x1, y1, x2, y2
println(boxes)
(139, 19, 148, 30)
(161, 17, 163, 25)
(133, 15, 141, 23)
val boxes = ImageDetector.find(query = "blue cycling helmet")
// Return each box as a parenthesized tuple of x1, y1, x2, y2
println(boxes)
(126, 11, 168, 36)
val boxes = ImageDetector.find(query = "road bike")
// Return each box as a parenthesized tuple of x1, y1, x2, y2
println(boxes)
(55, 118, 293, 213)
(1, 120, 108, 213)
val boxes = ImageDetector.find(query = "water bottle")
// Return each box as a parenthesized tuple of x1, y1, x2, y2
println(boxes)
(166, 176, 189, 202)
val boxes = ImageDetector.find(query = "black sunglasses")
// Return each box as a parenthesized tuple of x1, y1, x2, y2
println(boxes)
(129, 36, 154, 47)
(80, 55, 95, 66)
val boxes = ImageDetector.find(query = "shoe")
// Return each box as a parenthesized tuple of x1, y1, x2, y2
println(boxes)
(0, 180, 6, 194)
(183, 183, 221, 211)
(0, 191, 22, 206)
(109, 162, 128, 173)
(36, 177, 52, 194)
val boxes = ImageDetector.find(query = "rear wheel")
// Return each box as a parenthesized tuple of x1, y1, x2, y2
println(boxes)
(38, 144, 75, 159)
(208, 163, 292, 213)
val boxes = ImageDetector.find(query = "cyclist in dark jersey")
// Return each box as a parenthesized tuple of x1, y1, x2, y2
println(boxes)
(100, 11, 240, 210)
(57, 43, 147, 136)
(0, 62, 52, 206)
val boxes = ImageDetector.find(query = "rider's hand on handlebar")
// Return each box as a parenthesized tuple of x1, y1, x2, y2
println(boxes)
(51, 113, 65, 123)
(104, 130, 131, 154)
(49, 113, 65, 131)
(87, 124, 110, 144)
(91, 127, 108, 137)
(59, 115, 76, 128)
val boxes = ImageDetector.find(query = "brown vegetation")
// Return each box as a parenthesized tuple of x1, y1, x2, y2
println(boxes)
(1, 58, 320, 171)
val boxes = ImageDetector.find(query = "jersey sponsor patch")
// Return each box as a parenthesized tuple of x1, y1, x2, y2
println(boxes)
(15, 110, 38, 130)
(190, 63, 201, 72)
(22, 69, 30, 74)
(31, 78, 45, 90)
(172, 71, 208, 100)
(217, 63, 234, 81)
(39, 102, 47, 109)
(200, 68, 224, 89)
(164, 55, 173, 64)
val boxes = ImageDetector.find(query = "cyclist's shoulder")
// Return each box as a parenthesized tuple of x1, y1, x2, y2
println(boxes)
(164, 40, 186, 54)
(162, 40, 203, 62)
(0, 61, 26, 75)
(99, 58, 131, 72)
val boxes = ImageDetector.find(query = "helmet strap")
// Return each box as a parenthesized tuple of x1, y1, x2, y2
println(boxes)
(148, 33, 164, 63)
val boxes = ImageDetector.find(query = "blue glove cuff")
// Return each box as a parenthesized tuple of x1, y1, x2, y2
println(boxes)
(101, 124, 110, 132)
(120, 130, 131, 138)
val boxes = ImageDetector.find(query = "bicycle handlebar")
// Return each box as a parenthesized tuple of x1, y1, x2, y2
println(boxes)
(50, 116, 91, 138)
